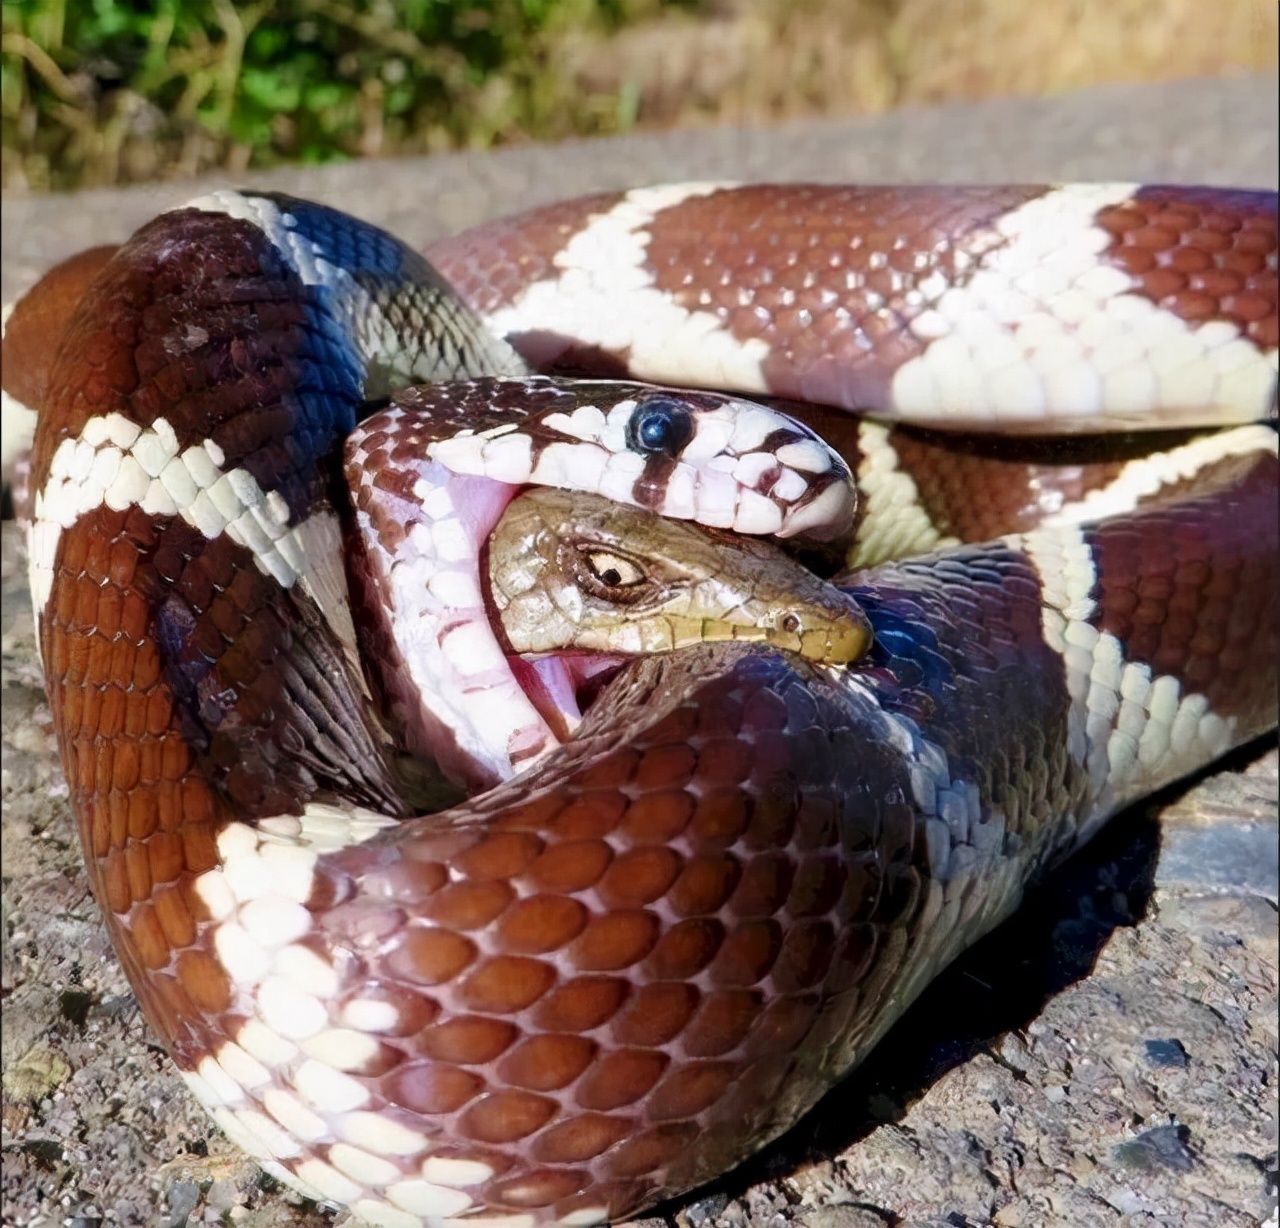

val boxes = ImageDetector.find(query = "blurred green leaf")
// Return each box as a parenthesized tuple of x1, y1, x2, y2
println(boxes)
(240, 66, 301, 113)
(2, 0, 711, 189)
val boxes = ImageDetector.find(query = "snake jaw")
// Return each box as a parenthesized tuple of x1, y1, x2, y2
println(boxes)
(345, 377, 864, 789)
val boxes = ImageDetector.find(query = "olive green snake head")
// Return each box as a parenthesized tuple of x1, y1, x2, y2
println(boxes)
(488, 486, 873, 665)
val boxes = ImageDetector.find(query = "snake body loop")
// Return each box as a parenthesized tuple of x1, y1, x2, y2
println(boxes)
(7, 184, 1278, 1227)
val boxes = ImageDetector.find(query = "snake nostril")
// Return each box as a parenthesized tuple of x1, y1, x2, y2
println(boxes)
(780, 613, 802, 634)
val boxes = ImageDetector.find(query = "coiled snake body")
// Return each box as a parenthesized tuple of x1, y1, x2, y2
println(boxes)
(5, 183, 1277, 1227)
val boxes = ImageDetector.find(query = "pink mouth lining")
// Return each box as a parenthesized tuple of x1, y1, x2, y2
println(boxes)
(507, 653, 630, 743)
(354, 456, 629, 789)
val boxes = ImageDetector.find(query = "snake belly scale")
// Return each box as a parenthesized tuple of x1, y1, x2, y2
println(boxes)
(4, 182, 1277, 1227)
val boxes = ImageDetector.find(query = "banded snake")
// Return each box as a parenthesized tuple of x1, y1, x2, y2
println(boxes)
(3, 182, 1276, 1226)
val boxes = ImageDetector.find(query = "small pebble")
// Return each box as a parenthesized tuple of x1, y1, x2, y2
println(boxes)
(163, 1180, 201, 1228)
(1113, 1123, 1195, 1173)
(205, 1179, 240, 1211)
(1142, 1037, 1189, 1068)
(683, 1193, 732, 1226)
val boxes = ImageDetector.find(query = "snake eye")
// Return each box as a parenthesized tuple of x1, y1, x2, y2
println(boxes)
(567, 543, 655, 605)
(626, 395, 695, 457)
(584, 550, 645, 588)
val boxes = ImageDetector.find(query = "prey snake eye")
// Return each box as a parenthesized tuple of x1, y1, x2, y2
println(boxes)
(565, 542, 656, 605)
(626, 394, 695, 457)
(584, 550, 645, 588)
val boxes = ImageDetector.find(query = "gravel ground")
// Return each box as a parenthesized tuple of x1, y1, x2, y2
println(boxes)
(2, 73, 1277, 1228)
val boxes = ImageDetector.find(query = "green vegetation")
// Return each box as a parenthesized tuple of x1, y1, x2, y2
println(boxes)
(4, 0, 1274, 192)
(1, 0, 700, 189)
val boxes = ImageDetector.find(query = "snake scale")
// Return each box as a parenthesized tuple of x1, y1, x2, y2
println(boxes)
(3, 182, 1276, 1227)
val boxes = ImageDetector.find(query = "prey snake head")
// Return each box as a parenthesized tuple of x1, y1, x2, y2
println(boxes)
(484, 486, 871, 748)
(488, 486, 871, 664)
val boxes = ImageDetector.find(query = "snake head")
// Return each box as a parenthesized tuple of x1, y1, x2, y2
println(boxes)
(488, 486, 872, 668)
(345, 382, 863, 787)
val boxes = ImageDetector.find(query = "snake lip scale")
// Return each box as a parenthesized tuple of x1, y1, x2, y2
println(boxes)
(4, 182, 1277, 1227)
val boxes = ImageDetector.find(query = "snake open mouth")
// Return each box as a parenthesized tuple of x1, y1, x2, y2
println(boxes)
(348, 402, 871, 791)
(348, 459, 649, 790)
(483, 485, 636, 749)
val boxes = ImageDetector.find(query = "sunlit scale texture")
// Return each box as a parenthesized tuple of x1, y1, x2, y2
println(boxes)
(1100, 187, 1278, 348)
(0, 244, 120, 417)
(431, 184, 1043, 409)
(642, 185, 1046, 411)
(260, 628, 1081, 1224)
(424, 191, 627, 322)
(1077, 452, 1280, 799)
(430, 184, 1278, 427)
(34, 494, 237, 1059)
(29, 208, 354, 516)
(1087, 452, 1276, 709)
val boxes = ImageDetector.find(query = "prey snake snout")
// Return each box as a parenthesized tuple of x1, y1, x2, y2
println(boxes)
(6, 184, 1276, 1227)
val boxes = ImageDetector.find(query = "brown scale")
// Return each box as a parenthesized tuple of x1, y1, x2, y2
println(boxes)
(36, 499, 237, 1058)
(867, 426, 1241, 543)
(428, 185, 1276, 416)
(302, 648, 940, 1223)
(156, 521, 400, 817)
(27, 211, 316, 490)
(25, 214, 404, 814)
(23, 211, 401, 1063)
(1086, 450, 1279, 728)
(428, 192, 626, 317)
(0, 244, 119, 412)
(1098, 186, 1278, 350)
(638, 184, 1047, 411)
(432, 186, 1055, 405)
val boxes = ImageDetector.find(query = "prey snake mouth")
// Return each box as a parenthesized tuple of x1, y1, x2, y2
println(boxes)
(506, 652, 631, 745)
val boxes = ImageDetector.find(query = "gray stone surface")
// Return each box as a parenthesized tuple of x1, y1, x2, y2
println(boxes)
(2, 73, 1277, 1228)
(3, 73, 1278, 304)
